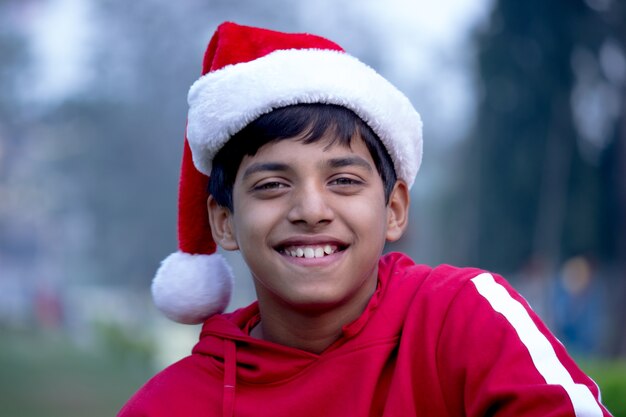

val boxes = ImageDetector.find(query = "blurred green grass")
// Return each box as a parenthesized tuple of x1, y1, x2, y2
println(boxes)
(0, 327, 153, 417)
(579, 359, 626, 417)
(1, 327, 624, 416)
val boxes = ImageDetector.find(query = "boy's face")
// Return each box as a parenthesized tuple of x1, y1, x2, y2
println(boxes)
(209, 132, 409, 313)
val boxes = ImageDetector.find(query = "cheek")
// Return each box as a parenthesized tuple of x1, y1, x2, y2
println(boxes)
(352, 193, 387, 222)
(232, 201, 283, 245)
(342, 197, 389, 239)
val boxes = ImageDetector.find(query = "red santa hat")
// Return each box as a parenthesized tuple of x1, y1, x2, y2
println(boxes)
(152, 22, 423, 324)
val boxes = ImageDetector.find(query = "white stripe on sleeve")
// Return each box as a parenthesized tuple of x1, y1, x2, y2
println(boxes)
(471, 273, 603, 417)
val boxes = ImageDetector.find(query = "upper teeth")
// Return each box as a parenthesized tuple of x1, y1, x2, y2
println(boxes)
(285, 244, 337, 258)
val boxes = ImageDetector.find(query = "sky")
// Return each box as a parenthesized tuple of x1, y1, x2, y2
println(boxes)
(23, 0, 95, 102)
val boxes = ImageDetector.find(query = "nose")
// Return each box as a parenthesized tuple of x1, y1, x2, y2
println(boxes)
(286, 183, 334, 227)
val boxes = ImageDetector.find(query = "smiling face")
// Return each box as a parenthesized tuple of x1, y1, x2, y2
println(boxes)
(208, 132, 409, 315)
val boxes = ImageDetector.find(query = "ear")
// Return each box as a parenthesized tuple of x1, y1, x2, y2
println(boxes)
(385, 180, 410, 242)
(207, 195, 239, 251)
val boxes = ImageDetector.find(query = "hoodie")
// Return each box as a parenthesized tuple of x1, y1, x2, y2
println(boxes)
(118, 252, 612, 417)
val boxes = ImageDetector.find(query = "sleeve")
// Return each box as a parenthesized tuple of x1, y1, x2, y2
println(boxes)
(436, 272, 613, 417)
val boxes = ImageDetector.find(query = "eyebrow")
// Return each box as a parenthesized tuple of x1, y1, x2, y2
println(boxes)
(241, 156, 373, 180)
(325, 156, 373, 172)
(242, 162, 290, 179)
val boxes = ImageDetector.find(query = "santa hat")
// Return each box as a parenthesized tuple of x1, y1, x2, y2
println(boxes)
(152, 22, 423, 324)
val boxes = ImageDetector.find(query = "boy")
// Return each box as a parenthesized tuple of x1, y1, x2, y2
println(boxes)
(119, 22, 612, 416)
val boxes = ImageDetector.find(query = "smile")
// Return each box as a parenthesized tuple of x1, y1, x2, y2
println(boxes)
(281, 244, 340, 258)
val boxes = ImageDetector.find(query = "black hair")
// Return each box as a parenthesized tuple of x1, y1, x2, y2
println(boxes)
(208, 104, 397, 211)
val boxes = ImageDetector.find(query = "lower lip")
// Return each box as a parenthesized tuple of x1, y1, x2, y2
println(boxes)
(279, 249, 345, 267)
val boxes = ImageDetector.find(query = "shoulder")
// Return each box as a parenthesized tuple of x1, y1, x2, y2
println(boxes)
(402, 260, 535, 335)
(377, 252, 508, 329)
(380, 252, 491, 301)
(117, 355, 220, 417)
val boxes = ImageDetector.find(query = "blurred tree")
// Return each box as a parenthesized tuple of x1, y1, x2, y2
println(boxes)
(454, 0, 625, 355)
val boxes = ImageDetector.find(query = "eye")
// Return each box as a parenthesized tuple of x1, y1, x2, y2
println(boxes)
(329, 177, 363, 186)
(253, 181, 288, 191)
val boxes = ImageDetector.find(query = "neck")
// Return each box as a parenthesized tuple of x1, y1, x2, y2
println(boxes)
(251, 278, 377, 354)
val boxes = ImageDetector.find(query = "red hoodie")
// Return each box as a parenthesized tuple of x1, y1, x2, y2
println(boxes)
(118, 252, 612, 417)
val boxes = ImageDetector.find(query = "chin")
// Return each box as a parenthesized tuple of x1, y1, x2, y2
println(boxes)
(283, 287, 361, 313)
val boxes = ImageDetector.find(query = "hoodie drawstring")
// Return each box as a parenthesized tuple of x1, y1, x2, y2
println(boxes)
(223, 339, 237, 417)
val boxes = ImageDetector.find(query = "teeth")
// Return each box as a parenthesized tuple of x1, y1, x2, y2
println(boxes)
(283, 245, 339, 258)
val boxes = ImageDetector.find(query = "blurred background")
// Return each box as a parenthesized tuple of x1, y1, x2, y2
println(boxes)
(0, 0, 625, 415)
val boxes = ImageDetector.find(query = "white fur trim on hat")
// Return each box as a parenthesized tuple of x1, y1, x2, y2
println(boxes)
(187, 48, 423, 188)
(152, 251, 234, 324)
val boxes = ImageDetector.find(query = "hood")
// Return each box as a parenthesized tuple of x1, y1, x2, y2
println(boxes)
(192, 303, 319, 384)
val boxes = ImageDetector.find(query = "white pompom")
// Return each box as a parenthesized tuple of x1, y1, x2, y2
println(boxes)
(152, 251, 234, 324)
